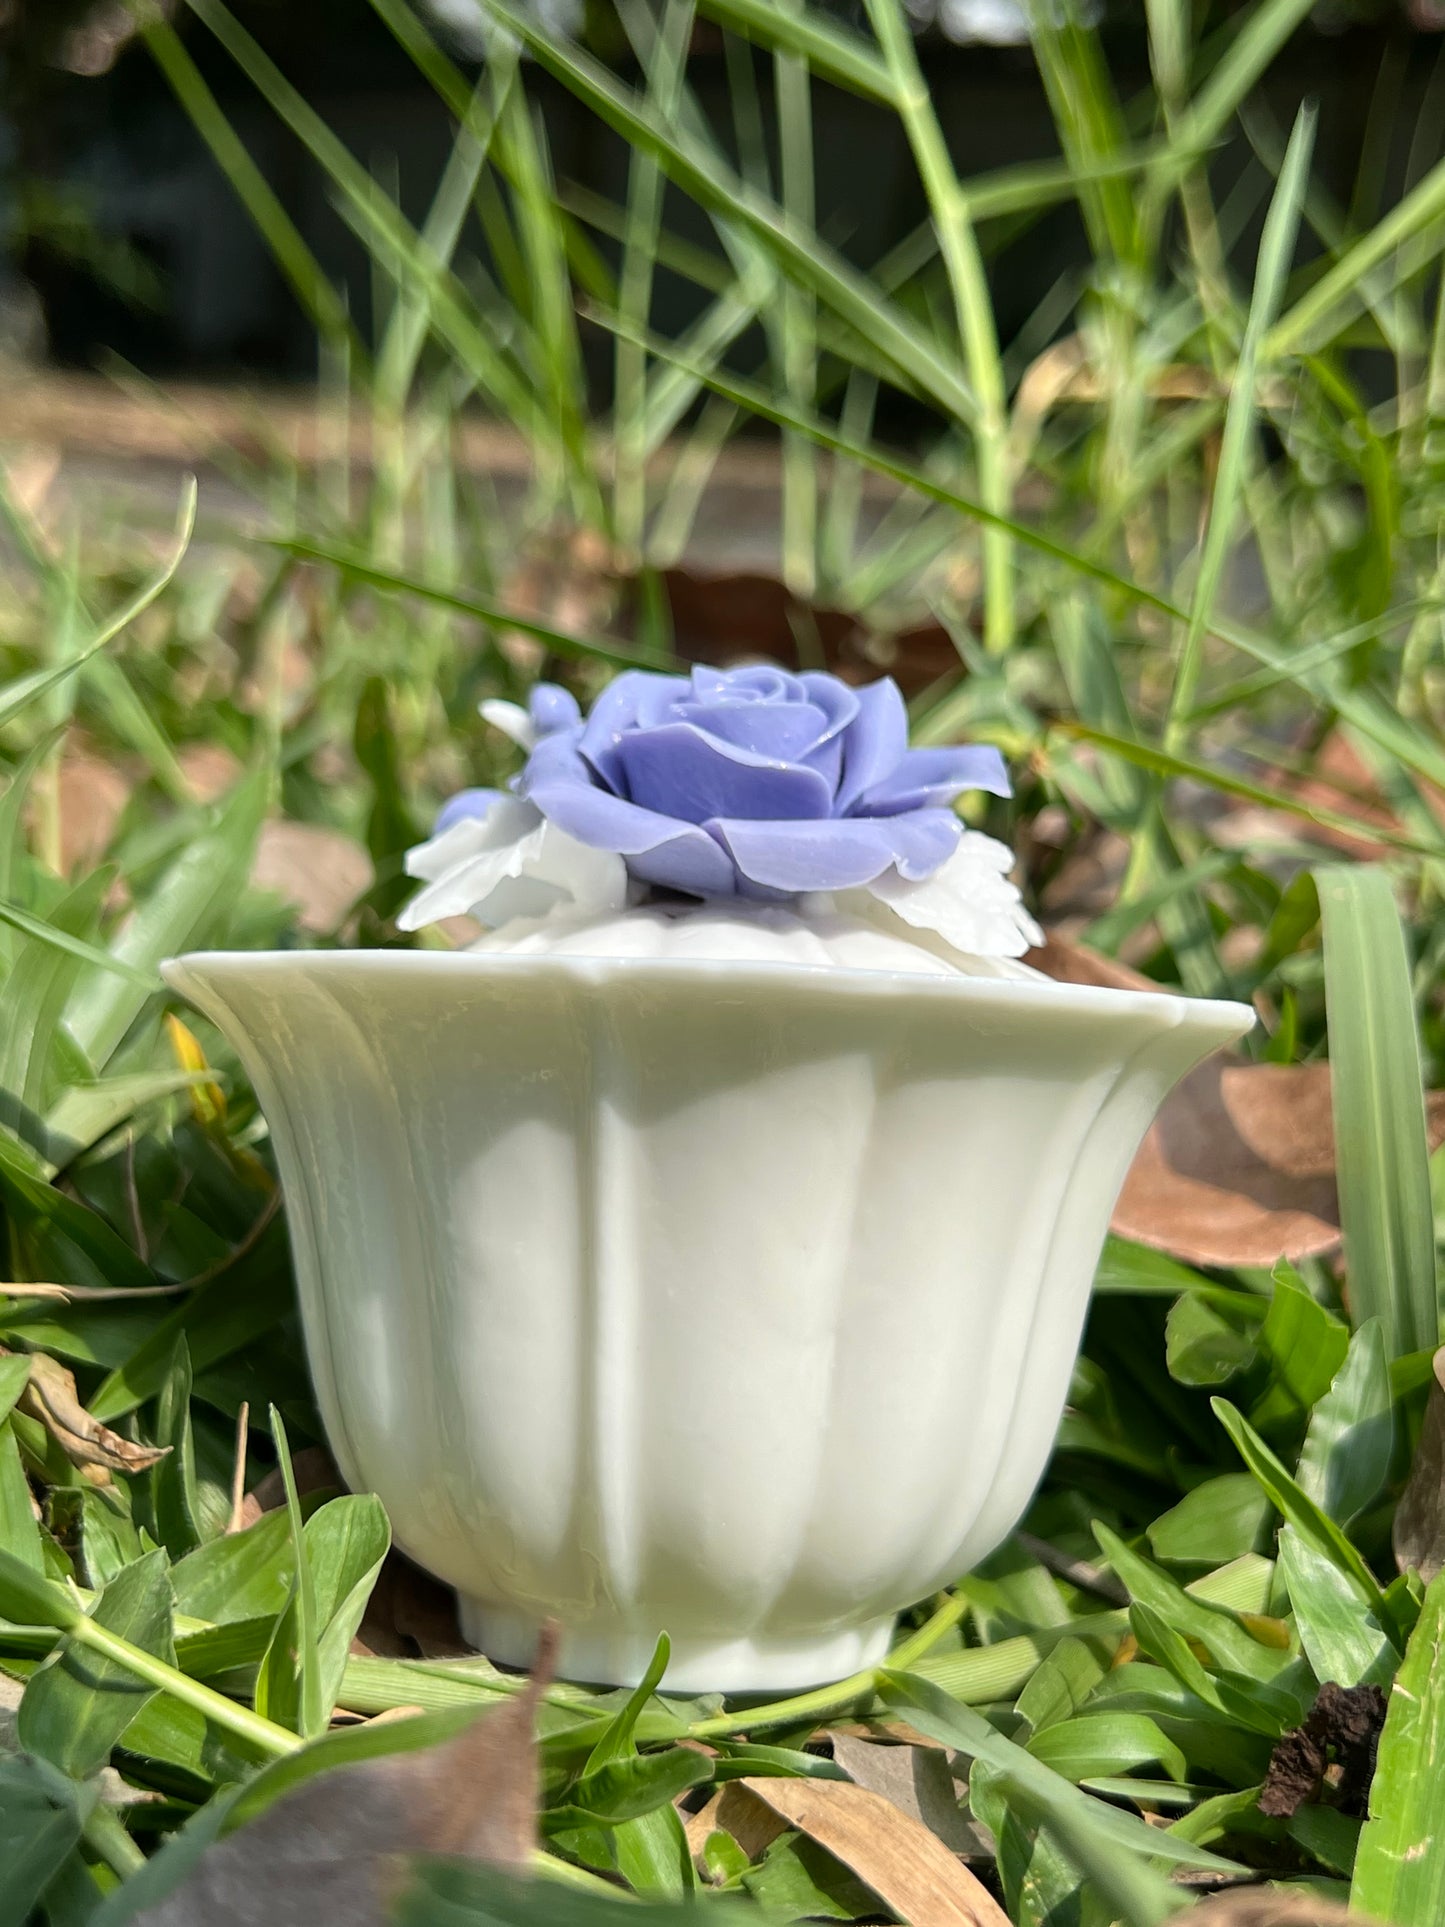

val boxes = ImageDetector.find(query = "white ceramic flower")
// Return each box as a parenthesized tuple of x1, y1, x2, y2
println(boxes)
(400, 671, 1042, 962)
(397, 795, 627, 932)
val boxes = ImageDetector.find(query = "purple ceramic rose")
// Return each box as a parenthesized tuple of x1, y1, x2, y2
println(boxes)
(402, 667, 1038, 958)
(517, 667, 1007, 898)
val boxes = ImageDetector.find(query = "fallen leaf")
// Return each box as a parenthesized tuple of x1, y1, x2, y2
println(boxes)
(740, 1774, 1011, 1927)
(1025, 932, 1158, 994)
(1393, 1346, 1445, 1583)
(685, 1782, 789, 1864)
(1029, 936, 1445, 1267)
(251, 821, 373, 934)
(1259, 1681, 1387, 1819)
(55, 750, 131, 871)
(130, 1626, 555, 1925)
(660, 567, 960, 694)
(829, 1735, 989, 1858)
(8, 1349, 169, 1483)
(1168, 1893, 1358, 1924)
(1114, 1061, 1445, 1268)
(177, 743, 244, 804)
(359, 1553, 469, 1660)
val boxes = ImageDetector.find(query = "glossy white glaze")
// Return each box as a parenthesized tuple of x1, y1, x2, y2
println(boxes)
(163, 937, 1252, 1691)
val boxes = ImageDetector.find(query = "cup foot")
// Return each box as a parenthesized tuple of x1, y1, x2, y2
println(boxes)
(457, 1599, 897, 1694)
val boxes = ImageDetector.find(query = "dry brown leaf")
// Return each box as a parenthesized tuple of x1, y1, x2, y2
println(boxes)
(251, 821, 373, 935)
(56, 750, 131, 872)
(685, 1782, 790, 1865)
(9, 1349, 169, 1482)
(128, 1626, 555, 1925)
(1028, 939, 1445, 1268)
(740, 1775, 1011, 1927)
(1115, 1061, 1445, 1268)
(1025, 933, 1158, 994)
(1394, 1345, 1445, 1583)
(1168, 1893, 1359, 1925)
(829, 1735, 990, 1858)
(177, 743, 244, 804)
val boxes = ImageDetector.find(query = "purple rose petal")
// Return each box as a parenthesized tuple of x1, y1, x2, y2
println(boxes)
(709, 809, 961, 894)
(446, 667, 1012, 902)
(434, 787, 506, 833)
(856, 744, 1012, 815)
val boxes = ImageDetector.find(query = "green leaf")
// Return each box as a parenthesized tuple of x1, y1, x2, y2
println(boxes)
(1093, 1524, 1286, 1683)
(66, 768, 268, 1075)
(1352, 1568, 1445, 1921)
(0, 1544, 82, 1629)
(0, 1419, 44, 1572)
(1277, 1526, 1396, 1690)
(1213, 1398, 1389, 1614)
(743, 1832, 882, 1921)
(255, 1410, 324, 1739)
(1015, 1637, 1106, 1737)
(0, 902, 156, 993)
(553, 1748, 714, 1829)
(0, 1752, 96, 1927)
(1028, 1712, 1188, 1786)
(1148, 1476, 1273, 1568)
(0, 1355, 31, 1427)
(1250, 1266, 1350, 1425)
(257, 1489, 388, 1740)
(19, 1550, 175, 1779)
(1317, 864, 1438, 1359)
(169, 1509, 294, 1624)
(575, 1634, 696, 1900)
(1295, 1320, 1394, 1526)
(1165, 1292, 1259, 1387)
(0, 478, 196, 734)
(1163, 104, 1315, 739)
(400, 1859, 751, 1923)
(146, 1339, 205, 1557)
(1126, 1603, 1301, 1739)
(876, 1669, 1244, 1878)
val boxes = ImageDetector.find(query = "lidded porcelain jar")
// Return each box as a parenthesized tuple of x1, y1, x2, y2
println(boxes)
(165, 900, 1250, 1691)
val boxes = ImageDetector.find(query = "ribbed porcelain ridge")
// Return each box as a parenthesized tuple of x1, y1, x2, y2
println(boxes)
(163, 928, 1252, 1692)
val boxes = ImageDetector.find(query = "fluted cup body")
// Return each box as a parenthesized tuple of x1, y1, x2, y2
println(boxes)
(163, 949, 1251, 1691)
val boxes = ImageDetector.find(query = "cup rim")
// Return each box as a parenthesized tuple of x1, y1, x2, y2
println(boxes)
(162, 947, 1256, 1045)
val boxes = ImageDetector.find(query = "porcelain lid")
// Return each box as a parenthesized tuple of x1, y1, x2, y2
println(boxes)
(466, 899, 1043, 979)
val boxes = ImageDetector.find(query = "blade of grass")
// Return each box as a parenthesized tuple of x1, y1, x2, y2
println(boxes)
(1351, 1568, 1445, 1923)
(473, 0, 980, 428)
(864, 0, 1011, 649)
(0, 478, 197, 732)
(1316, 865, 1437, 1359)
(141, 13, 361, 368)
(269, 535, 678, 669)
(1164, 103, 1314, 747)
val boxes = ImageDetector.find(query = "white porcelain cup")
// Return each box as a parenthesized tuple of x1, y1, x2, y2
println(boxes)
(163, 946, 1252, 1692)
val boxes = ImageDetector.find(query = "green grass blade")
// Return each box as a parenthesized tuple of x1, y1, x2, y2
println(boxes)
(0, 903, 158, 991)
(0, 478, 197, 732)
(475, 0, 978, 427)
(864, 0, 1010, 648)
(1269, 150, 1445, 355)
(142, 15, 361, 366)
(694, 0, 894, 103)
(1352, 1568, 1445, 1922)
(1165, 103, 1314, 746)
(269, 535, 677, 670)
(1316, 865, 1438, 1360)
